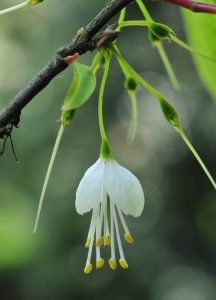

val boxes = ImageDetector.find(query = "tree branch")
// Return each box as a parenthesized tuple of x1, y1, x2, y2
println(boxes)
(0, 0, 134, 129)
(162, 0, 216, 14)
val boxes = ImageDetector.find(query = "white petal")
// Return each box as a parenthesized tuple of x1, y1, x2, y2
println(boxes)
(75, 158, 105, 215)
(104, 160, 144, 217)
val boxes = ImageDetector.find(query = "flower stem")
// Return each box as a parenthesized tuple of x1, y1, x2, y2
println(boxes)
(177, 128, 216, 189)
(118, 20, 150, 28)
(113, 45, 216, 189)
(136, 0, 153, 22)
(112, 45, 162, 101)
(33, 124, 65, 233)
(135, 0, 180, 91)
(119, 8, 126, 24)
(170, 35, 216, 63)
(90, 51, 104, 74)
(0, 2, 28, 16)
(155, 43, 180, 91)
(98, 51, 113, 159)
(116, 7, 126, 31)
(98, 52, 111, 142)
(127, 91, 138, 143)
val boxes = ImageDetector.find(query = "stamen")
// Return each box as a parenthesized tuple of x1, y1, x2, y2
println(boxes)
(96, 186, 106, 246)
(84, 264, 92, 274)
(85, 208, 97, 248)
(105, 235, 111, 246)
(109, 258, 117, 270)
(96, 236, 103, 247)
(85, 238, 91, 248)
(119, 258, 128, 269)
(104, 196, 111, 246)
(84, 207, 98, 274)
(124, 233, 134, 244)
(117, 208, 134, 244)
(96, 258, 105, 269)
(109, 202, 116, 270)
(112, 204, 129, 269)
(96, 246, 105, 269)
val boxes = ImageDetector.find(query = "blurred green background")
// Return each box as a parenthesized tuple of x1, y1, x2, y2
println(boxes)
(0, 0, 215, 299)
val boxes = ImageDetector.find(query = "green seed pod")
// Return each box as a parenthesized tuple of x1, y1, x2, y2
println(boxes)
(159, 97, 180, 128)
(124, 77, 137, 92)
(150, 22, 173, 40)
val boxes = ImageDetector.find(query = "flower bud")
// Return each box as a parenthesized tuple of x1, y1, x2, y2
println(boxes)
(150, 22, 174, 40)
(124, 77, 137, 92)
(159, 97, 180, 128)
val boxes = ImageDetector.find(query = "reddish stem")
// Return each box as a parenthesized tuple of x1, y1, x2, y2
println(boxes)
(163, 0, 216, 14)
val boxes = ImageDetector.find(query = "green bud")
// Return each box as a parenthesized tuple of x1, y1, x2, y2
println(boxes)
(150, 22, 174, 40)
(159, 97, 180, 128)
(61, 110, 75, 127)
(124, 77, 137, 92)
(28, 0, 44, 5)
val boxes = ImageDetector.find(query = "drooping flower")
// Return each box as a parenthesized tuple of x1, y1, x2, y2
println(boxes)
(75, 157, 145, 274)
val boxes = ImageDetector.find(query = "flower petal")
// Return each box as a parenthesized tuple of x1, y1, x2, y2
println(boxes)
(104, 160, 144, 217)
(75, 158, 105, 215)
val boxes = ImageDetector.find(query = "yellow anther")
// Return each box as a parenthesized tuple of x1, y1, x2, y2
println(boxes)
(96, 258, 105, 269)
(85, 238, 91, 248)
(104, 235, 111, 246)
(124, 233, 134, 244)
(119, 258, 128, 269)
(84, 263, 92, 274)
(96, 237, 103, 247)
(109, 258, 117, 270)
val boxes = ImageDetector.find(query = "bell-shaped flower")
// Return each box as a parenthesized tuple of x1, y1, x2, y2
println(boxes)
(75, 157, 145, 274)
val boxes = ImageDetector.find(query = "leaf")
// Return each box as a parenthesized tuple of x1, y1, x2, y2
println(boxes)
(62, 63, 96, 111)
(182, 6, 216, 102)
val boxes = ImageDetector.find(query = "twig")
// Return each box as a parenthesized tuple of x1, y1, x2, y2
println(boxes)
(0, 0, 134, 130)
(163, 0, 216, 14)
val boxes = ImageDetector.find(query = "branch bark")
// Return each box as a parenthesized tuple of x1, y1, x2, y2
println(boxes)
(163, 0, 216, 13)
(0, 0, 134, 129)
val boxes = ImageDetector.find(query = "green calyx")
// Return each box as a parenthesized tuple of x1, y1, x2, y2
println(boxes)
(100, 139, 113, 159)
(124, 77, 137, 92)
(61, 110, 75, 127)
(150, 22, 174, 41)
(28, 0, 44, 5)
(159, 97, 180, 128)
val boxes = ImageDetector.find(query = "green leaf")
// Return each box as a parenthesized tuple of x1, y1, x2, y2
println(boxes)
(61, 63, 96, 111)
(182, 6, 216, 102)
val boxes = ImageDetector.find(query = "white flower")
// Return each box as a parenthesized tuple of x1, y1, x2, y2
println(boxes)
(75, 157, 145, 274)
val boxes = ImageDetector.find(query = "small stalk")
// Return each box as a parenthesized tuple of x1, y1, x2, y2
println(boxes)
(155, 43, 180, 91)
(112, 45, 216, 189)
(33, 124, 65, 233)
(127, 91, 138, 143)
(171, 35, 216, 63)
(177, 128, 216, 189)
(0, 2, 28, 16)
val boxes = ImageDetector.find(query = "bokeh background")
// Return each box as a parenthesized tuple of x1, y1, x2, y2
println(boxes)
(0, 0, 215, 299)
